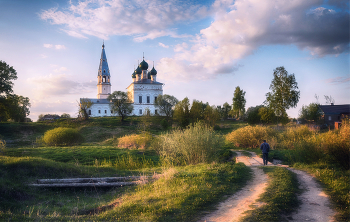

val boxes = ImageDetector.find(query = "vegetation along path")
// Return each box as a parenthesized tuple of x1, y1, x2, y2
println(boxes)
(200, 151, 336, 222)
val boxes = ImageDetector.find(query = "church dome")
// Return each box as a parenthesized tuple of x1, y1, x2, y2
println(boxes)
(139, 59, 148, 70)
(132, 70, 136, 78)
(150, 67, 157, 75)
(135, 66, 142, 75)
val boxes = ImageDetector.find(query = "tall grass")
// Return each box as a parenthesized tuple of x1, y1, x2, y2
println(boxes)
(226, 125, 277, 148)
(154, 122, 224, 166)
(117, 132, 152, 149)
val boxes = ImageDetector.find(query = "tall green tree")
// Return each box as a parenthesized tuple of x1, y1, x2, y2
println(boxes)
(232, 86, 246, 119)
(154, 94, 178, 118)
(299, 103, 321, 122)
(265, 66, 300, 123)
(0, 60, 17, 96)
(0, 61, 31, 122)
(108, 91, 134, 122)
(203, 105, 220, 127)
(79, 98, 93, 121)
(173, 97, 190, 128)
(190, 100, 206, 122)
(221, 102, 231, 120)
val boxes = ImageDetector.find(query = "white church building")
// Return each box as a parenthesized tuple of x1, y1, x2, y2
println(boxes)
(81, 43, 163, 117)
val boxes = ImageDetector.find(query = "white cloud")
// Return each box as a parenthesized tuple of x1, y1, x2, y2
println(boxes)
(43, 43, 67, 50)
(158, 42, 169, 48)
(55, 45, 66, 50)
(40, 0, 208, 41)
(43, 44, 53, 48)
(27, 73, 95, 98)
(158, 0, 349, 81)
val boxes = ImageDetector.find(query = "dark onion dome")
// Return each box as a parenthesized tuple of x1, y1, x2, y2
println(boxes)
(148, 72, 151, 79)
(150, 66, 157, 75)
(139, 59, 148, 70)
(135, 66, 142, 74)
(132, 70, 136, 78)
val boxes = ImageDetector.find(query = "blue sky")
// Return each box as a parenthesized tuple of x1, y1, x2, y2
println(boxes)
(0, 0, 349, 121)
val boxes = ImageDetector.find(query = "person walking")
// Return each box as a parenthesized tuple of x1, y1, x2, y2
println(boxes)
(260, 140, 270, 165)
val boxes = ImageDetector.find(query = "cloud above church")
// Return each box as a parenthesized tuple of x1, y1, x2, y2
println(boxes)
(157, 0, 349, 80)
(40, 0, 349, 81)
(39, 0, 209, 41)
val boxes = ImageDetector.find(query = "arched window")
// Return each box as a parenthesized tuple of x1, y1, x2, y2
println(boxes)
(139, 109, 142, 115)
(88, 110, 91, 115)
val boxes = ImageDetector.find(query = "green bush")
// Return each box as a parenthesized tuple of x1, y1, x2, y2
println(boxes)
(226, 125, 277, 148)
(154, 122, 224, 165)
(43, 127, 84, 146)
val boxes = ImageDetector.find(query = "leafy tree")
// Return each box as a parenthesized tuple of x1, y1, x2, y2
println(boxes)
(61, 113, 71, 118)
(79, 98, 93, 121)
(232, 86, 246, 119)
(190, 100, 206, 122)
(299, 103, 321, 122)
(258, 106, 276, 124)
(154, 94, 178, 118)
(0, 61, 31, 122)
(265, 66, 300, 123)
(221, 102, 231, 120)
(0, 60, 17, 96)
(245, 105, 263, 124)
(203, 105, 220, 127)
(5, 94, 31, 122)
(173, 97, 190, 128)
(108, 91, 134, 122)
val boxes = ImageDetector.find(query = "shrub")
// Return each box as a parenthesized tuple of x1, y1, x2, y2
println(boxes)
(43, 127, 84, 146)
(226, 125, 277, 148)
(278, 125, 315, 149)
(320, 120, 350, 169)
(117, 132, 152, 149)
(154, 122, 224, 165)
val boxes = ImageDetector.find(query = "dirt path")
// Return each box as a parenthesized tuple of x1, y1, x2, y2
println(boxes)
(285, 168, 335, 222)
(200, 151, 269, 222)
(200, 151, 336, 222)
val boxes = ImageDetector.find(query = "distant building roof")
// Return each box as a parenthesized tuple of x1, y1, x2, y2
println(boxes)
(133, 79, 163, 84)
(319, 104, 350, 115)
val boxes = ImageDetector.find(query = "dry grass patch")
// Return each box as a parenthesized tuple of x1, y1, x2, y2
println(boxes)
(118, 133, 152, 149)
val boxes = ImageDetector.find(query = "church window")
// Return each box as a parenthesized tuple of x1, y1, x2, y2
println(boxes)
(139, 96, 142, 104)
(111, 110, 113, 114)
(154, 96, 157, 102)
(155, 109, 158, 115)
(105, 110, 107, 114)
(139, 109, 142, 115)
(98, 110, 101, 114)
(147, 96, 150, 103)
(88, 110, 91, 115)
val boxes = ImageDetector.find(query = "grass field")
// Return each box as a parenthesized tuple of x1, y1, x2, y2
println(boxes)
(0, 117, 348, 221)
(0, 117, 252, 221)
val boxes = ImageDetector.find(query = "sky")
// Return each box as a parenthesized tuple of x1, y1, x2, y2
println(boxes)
(0, 0, 349, 121)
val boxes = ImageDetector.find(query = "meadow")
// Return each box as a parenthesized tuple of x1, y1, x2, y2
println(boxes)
(0, 117, 349, 221)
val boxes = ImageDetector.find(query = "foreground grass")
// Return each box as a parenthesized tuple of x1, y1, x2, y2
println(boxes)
(94, 162, 252, 221)
(240, 167, 301, 222)
(0, 157, 252, 221)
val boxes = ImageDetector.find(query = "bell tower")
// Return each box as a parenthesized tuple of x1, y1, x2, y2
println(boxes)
(97, 42, 111, 99)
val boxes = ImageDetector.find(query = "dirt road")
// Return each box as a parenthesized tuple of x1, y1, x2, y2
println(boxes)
(200, 151, 336, 222)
